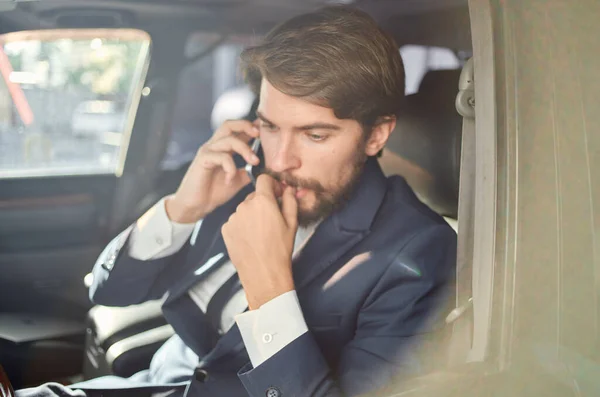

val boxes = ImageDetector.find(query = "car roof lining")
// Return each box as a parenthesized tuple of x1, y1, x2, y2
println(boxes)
(1, 0, 471, 50)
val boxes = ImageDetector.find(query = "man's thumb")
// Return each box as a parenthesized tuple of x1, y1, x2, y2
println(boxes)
(281, 186, 298, 228)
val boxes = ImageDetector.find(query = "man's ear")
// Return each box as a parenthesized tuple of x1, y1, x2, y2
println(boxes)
(365, 116, 396, 157)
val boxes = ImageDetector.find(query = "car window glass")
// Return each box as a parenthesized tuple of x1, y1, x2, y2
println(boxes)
(0, 29, 150, 178)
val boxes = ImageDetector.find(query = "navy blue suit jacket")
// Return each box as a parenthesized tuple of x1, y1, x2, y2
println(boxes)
(20, 158, 456, 397)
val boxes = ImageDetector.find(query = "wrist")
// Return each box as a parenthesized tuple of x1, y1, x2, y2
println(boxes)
(248, 274, 295, 310)
(165, 196, 207, 224)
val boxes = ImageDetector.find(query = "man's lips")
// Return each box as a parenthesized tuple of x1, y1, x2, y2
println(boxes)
(294, 188, 308, 199)
(280, 181, 308, 199)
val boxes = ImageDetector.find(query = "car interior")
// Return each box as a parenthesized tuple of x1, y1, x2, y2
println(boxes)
(0, 0, 474, 393)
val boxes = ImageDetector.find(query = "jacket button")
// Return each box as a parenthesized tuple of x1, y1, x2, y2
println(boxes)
(194, 368, 209, 383)
(266, 387, 281, 397)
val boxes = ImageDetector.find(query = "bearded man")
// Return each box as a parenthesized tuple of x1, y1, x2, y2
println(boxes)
(18, 5, 456, 397)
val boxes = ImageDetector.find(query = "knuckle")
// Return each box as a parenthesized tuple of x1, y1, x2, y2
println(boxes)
(254, 194, 268, 205)
(222, 214, 236, 232)
(212, 136, 229, 148)
(222, 119, 236, 128)
(223, 119, 248, 130)
(216, 152, 229, 162)
(231, 135, 249, 149)
(202, 142, 219, 155)
(197, 143, 209, 155)
(227, 136, 242, 147)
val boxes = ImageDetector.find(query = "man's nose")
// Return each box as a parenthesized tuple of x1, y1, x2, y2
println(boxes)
(269, 134, 301, 173)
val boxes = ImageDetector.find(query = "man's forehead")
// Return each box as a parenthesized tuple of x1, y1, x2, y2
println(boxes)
(257, 79, 345, 128)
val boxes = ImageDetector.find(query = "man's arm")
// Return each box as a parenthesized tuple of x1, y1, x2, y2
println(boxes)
(128, 196, 197, 261)
(89, 196, 196, 307)
(90, 119, 259, 307)
(236, 225, 457, 397)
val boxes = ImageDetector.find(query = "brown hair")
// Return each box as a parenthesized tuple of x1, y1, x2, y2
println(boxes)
(240, 6, 405, 130)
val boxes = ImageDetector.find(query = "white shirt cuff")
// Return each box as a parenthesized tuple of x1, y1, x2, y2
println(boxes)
(235, 290, 308, 368)
(128, 196, 197, 260)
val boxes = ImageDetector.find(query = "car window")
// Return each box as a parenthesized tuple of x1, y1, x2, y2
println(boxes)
(0, 29, 150, 178)
(400, 45, 462, 95)
(162, 33, 260, 171)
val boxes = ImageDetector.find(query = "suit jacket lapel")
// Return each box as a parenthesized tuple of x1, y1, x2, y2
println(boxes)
(293, 158, 388, 290)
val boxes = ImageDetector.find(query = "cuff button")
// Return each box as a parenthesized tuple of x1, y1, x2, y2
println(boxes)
(262, 333, 273, 344)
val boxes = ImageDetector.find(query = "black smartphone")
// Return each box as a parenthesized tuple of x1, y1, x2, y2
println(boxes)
(245, 138, 264, 186)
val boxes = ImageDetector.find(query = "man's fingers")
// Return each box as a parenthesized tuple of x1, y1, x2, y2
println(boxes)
(209, 136, 260, 166)
(213, 120, 260, 140)
(255, 174, 280, 199)
(230, 169, 252, 189)
(201, 152, 237, 183)
(281, 186, 298, 229)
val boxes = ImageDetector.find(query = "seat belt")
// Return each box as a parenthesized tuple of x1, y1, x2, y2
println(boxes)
(445, 58, 476, 367)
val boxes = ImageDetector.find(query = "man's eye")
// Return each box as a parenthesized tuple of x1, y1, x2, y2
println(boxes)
(308, 133, 327, 142)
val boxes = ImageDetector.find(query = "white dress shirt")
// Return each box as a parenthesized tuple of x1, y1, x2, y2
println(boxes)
(127, 197, 315, 368)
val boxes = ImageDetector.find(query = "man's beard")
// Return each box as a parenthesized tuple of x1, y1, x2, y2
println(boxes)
(262, 150, 367, 228)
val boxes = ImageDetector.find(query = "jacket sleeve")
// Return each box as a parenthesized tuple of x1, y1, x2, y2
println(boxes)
(88, 224, 194, 307)
(89, 185, 253, 308)
(237, 224, 457, 397)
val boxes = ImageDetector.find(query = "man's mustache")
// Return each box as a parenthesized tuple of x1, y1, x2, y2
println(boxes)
(262, 169, 326, 194)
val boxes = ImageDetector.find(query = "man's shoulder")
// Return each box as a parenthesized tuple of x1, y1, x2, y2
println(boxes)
(379, 175, 455, 234)
(364, 175, 457, 271)
(362, 177, 456, 280)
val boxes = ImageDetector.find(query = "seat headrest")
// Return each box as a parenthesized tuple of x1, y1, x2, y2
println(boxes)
(418, 69, 462, 96)
(382, 69, 462, 218)
(210, 86, 256, 131)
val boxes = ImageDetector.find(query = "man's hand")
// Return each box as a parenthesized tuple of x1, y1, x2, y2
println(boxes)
(221, 174, 299, 309)
(165, 120, 260, 224)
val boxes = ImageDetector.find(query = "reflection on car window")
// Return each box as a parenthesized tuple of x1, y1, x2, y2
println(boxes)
(0, 29, 150, 178)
